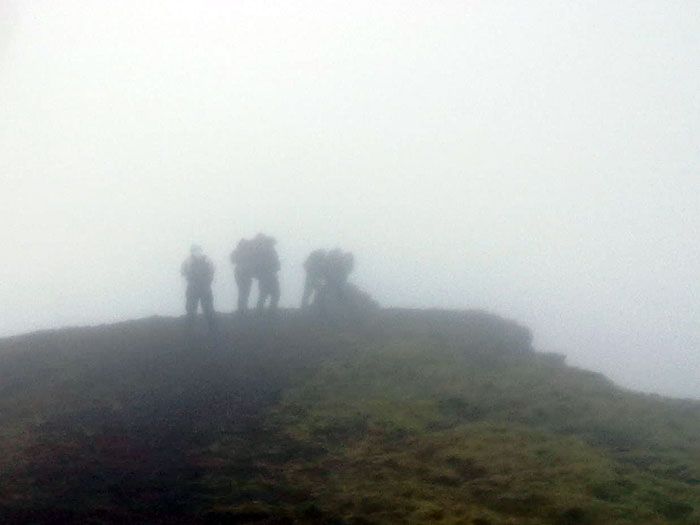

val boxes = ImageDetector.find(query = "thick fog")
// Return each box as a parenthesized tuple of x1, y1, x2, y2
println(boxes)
(2, 1, 699, 398)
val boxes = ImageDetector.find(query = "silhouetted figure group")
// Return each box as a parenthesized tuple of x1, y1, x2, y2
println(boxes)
(302, 248, 355, 316)
(181, 237, 373, 333)
(230, 233, 280, 314)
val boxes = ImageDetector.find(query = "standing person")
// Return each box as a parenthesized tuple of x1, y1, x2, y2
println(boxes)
(181, 244, 216, 333)
(230, 238, 254, 313)
(252, 234, 280, 312)
(301, 249, 326, 308)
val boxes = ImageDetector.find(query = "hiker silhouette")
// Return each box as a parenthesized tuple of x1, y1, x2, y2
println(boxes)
(230, 233, 280, 313)
(301, 249, 327, 308)
(181, 244, 217, 332)
(302, 248, 359, 317)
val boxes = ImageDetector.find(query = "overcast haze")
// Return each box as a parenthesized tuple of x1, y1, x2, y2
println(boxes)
(2, 1, 699, 398)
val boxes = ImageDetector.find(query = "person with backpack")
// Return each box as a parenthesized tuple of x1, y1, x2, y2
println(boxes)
(230, 238, 255, 313)
(321, 249, 354, 311)
(181, 244, 217, 332)
(252, 234, 280, 312)
(301, 249, 327, 308)
(231, 234, 281, 314)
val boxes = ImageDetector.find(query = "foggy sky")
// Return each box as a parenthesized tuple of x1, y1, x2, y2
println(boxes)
(2, 1, 699, 398)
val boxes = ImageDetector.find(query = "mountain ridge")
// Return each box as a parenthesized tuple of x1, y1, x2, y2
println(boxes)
(1, 309, 699, 524)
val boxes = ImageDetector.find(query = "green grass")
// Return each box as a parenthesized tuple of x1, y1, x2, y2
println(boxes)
(231, 327, 700, 524)
(1, 310, 700, 523)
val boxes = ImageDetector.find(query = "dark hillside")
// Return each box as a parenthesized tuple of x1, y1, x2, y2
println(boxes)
(1, 310, 699, 524)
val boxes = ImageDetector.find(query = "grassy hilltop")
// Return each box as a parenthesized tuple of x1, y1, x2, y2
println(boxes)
(1, 310, 700, 524)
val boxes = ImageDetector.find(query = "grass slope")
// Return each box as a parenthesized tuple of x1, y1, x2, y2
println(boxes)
(1, 310, 699, 524)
